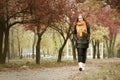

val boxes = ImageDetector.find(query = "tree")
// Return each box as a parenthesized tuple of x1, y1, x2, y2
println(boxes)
(24, 0, 77, 64)
(70, 36, 77, 60)
(50, 0, 78, 62)
(103, 0, 120, 11)
(9, 26, 33, 59)
(76, 0, 86, 3)
(97, 6, 120, 58)
(0, 0, 32, 64)
(91, 25, 109, 59)
(79, 0, 120, 58)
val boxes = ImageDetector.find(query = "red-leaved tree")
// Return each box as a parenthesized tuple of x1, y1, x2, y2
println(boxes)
(50, 0, 78, 62)
(24, 0, 78, 64)
(104, 0, 120, 11)
(0, 0, 32, 64)
(78, 1, 120, 58)
(97, 6, 120, 57)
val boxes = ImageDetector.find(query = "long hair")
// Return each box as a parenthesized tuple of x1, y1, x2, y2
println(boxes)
(76, 15, 88, 38)
(75, 15, 88, 25)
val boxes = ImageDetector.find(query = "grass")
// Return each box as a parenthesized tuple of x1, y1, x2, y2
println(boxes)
(69, 58, 120, 80)
(0, 58, 77, 71)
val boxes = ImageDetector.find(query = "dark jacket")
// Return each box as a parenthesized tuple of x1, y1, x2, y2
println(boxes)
(73, 24, 90, 48)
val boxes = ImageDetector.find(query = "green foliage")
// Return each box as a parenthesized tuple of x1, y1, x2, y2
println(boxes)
(78, 0, 103, 12)
(115, 32, 120, 53)
(91, 25, 109, 41)
(41, 28, 62, 55)
(9, 25, 34, 56)
(10, 25, 33, 48)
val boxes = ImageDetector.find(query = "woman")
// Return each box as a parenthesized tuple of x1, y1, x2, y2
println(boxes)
(73, 14, 90, 71)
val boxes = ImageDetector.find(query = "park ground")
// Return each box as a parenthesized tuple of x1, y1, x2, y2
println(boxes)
(0, 58, 120, 80)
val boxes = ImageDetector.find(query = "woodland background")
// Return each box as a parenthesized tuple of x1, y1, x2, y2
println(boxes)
(0, 0, 120, 65)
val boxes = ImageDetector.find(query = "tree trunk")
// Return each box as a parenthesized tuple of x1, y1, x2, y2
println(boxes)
(57, 47, 64, 62)
(70, 38, 76, 61)
(0, 16, 5, 64)
(106, 40, 112, 58)
(106, 33, 117, 58)
(11, 28, 14, 59)
(57, 39, 68, 62)
(2, 29, 9, 64)
(109, 39, 112, 58)
(0, 31, 4, 64)
(7, 38, 10, 62)
(17, 35, 21, 59)
(7, 25, 11, 61)
(96, 40, 100, 59)
(92, 40, 97, 59)
(36, 34, 41, 64)
(111, 33, 117, 57)
(53, 32, 59, 55)
(20, 48, 23, 59)
(32, 32, 36, 59)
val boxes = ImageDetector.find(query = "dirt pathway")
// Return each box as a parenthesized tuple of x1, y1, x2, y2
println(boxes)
(0, 59, 120, 80)
(0, 66, 79, 80)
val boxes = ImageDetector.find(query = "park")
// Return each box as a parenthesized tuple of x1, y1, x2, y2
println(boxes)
(0, 0, 120, 80)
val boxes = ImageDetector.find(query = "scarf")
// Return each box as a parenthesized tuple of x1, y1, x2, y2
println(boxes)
(76, 21, 87, 39)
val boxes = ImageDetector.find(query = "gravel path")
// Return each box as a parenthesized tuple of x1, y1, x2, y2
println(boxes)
(0, 66, 79, 80)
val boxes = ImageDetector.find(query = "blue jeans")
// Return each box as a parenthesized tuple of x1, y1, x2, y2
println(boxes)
(77, 48, 87, 63)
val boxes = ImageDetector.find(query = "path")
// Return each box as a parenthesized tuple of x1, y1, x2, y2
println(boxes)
(0, 59, 120, 80)
(0, 66, 79, 80)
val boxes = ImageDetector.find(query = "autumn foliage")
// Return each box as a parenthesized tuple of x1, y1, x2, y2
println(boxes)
(96, 6, 120, 37)
(76, 0, 86, 3)
(0, 0, 120, 64)
(104, 0, 120, 11)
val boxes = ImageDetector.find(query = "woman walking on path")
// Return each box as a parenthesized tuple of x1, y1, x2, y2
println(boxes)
(73, 14, 90, 71)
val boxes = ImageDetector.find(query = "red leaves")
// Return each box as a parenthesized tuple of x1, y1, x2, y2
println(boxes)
(22, 0, 78, 32)
(33, 0, 61, 24)
(104, 0, 120, 11)
(94, 6, 120, 38)
(79, 1, 120, 39)
(96, 5, 120, 38)
(76, 0, 86, 3)
(32, 0, 78, 25)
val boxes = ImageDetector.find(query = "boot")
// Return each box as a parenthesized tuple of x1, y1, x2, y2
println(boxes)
(82, 63, 85, 70)
(78, 62, 83, 71)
